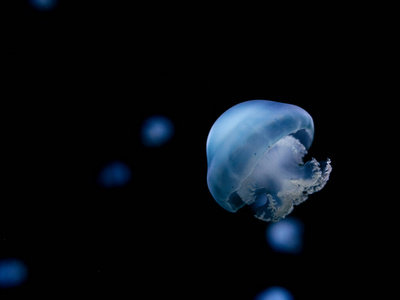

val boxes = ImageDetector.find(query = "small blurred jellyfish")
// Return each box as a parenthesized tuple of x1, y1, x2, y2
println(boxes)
(254, 286, 294, 300)
(29, 0, 58, 11)
(206, 100, 332, 222)
(266, 217, 304, 254)
(0, 258, 28, 289)
(141, 115, 174, 147)
(97, 161, 131, 188)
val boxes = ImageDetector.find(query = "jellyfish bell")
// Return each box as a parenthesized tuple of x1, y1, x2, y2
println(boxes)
(206, 100, 332, 222)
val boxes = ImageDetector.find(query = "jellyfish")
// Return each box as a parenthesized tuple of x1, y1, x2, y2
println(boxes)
(29, 0, 58, 11)
(254, 286, 294, 300)
(206, 100, 332, 222)
(141, 115, 174, 147)
(266, 217, 304, 254)
(0, 258, 28, 289)
(97, 161, 131, 188)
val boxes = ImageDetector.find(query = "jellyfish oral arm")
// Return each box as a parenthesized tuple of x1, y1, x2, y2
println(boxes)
(237, 135, 332, 221)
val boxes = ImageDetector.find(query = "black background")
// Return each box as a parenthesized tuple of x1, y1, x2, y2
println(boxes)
(1, 1, 392, 299)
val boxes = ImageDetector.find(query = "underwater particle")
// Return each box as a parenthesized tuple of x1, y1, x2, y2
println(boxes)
(141, 115, 174, 147)
(254, 286, 294, 300)
(206, 100, 332, 222)
(0, 258, 28, 289)
(29, 0, 58, 10)
(266, 217, 304, 254)
(97, 161, 131, 188)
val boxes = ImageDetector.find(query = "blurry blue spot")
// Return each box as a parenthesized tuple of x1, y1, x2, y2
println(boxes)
(29, 0, 58, 10)
(254, 286, 294, 300)
(266, 217, 304, 254)
(97, 161, 131, 188)
(141, 115, 174, 147)
(0, 258, 28, 289)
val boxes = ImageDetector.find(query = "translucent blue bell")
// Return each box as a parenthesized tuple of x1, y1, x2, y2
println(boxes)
(206, 100, 331, 222)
